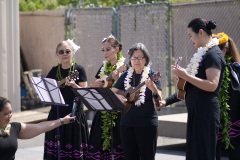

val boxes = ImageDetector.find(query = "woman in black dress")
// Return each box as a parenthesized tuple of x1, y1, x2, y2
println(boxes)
(159, 18, 226, 160)
(86, 35, 125, 160)
(112, 43, 162, 160)
(213, 32, 240, 160)
(44, 39, 89, 160)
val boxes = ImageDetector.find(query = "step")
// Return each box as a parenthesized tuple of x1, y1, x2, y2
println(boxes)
(158, 113, 187, 139)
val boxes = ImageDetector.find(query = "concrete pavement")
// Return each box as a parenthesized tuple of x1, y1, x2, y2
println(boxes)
(13, 106, 228, 160)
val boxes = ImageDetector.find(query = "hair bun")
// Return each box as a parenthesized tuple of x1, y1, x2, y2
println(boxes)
(206, 20, 217, 30)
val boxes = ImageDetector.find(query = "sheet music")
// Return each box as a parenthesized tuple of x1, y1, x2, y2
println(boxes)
(31, 77, 65, 104)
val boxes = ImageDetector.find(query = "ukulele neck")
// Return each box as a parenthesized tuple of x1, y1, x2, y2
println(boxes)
(58, 78, 66, 86)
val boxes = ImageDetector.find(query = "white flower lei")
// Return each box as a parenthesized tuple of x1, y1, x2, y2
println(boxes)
(98, 56, 126, 79)
(186, 38, 219, 75)
(124, 65, 151, 106)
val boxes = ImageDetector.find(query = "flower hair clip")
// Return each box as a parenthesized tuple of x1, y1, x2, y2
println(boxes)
(102, 34, 116, 43)
(67, 39, 80, 54)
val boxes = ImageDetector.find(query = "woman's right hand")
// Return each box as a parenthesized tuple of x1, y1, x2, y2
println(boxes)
(159, 100, 166, 107)
(115, 93, 127, 104)
(91, 79, 105, 87)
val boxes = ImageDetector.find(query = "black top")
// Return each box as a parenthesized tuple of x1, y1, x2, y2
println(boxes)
(47, 63, 87, 107)
(0, 122, 21, 160)
(166, 45, 225, 106)
(188, 45, 225, 93)
(114, 69, 162, 127)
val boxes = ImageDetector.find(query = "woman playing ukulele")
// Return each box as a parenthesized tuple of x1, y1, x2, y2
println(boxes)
(112, 43, 162, 160)
(87, 35, 126, 160)
(159, 18, 226, 160)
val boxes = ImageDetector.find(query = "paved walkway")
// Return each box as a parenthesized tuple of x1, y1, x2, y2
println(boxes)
(13, 106, 228, 160)
(16, 135, 188, 160)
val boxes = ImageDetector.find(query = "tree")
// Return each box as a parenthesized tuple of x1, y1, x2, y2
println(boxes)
(19, 0, 194, 11)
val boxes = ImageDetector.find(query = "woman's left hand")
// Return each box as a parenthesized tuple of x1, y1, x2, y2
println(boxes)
(65, 77, 76, 87)
(145, 78, 157, 92)
(172, 65, 188, 80)
(112, 69, 120, 80)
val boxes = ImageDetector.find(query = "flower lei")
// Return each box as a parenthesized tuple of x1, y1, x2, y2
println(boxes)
(186, 38, 219, 75)
(99, 52, 125, 151)
(98, 52, 125, 79)
(0, 124, 11, 137)
(212, 32, 229, 45)
(218, 55, 232, 149)
(213, 32, 232, 149)
(124, 65, 151, 106)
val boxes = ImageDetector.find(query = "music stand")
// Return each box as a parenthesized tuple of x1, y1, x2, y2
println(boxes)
(31, 76, 68, 160)
(73, 88, 125, 111)
(73, 88, 125, 160)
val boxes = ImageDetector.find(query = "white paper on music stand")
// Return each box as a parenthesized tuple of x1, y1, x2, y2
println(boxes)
(31, 77, 65, 104)
(77, 89, 112, 110)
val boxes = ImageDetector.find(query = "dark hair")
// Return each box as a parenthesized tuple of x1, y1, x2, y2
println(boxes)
(0, 97, 10, 112)
(102, 37, 122, 52)
(127, 43, 150, 67)
(188, 18, 216, 36)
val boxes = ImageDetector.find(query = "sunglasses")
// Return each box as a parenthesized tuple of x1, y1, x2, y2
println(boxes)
(58, 49, 71, 55)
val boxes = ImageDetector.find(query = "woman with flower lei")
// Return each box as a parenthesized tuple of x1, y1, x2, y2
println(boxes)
(213, 32, 240, 160)
(0, 96, 75, 160)
(159, 18, 226, 160)
(44, 39, 89, 160)
(87, 35, 125, 160)
(112, 43, 162, 160)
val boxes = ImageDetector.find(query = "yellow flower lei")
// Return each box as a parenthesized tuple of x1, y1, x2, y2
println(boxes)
(0, 124, 11, 137)
(212, 32, 229, 45)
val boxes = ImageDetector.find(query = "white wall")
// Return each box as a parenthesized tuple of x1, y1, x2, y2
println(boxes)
(0, 0, 20, 112)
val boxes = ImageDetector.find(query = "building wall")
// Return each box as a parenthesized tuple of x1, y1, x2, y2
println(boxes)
(0, 0, 20, 112)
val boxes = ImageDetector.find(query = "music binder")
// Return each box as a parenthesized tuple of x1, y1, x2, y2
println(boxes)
(72, 87, 125, 112)
(31, 77, 68, 106)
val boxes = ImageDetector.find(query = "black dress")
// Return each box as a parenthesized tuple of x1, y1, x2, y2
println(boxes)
(44, 63, 89, 160)
(184, 46, 225, 160)
(166, 46, 225, 160)
(86, 66, 124, 160)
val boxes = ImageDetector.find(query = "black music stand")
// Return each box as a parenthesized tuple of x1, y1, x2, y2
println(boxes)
(31, 77, 68, 160)
(73, 88, 125, 160)
(73, 88, 125, 111)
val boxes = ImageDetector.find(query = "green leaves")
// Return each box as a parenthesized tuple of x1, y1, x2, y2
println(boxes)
(218, 55, 233, 149)
(19, 0, 58, 11)
(101, 111, 118, 151)
(19, 0, 195, 11)
(103, 52, 123, 75)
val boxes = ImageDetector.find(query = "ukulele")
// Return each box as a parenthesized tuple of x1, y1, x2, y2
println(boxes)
(175, 57, 187, 100)
(96, 64, 127, 88)
(57, 70, 79, 88)
(118, 71, 161, 113)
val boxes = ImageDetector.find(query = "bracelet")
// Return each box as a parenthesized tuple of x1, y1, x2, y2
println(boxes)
(59, 118, 64, 125)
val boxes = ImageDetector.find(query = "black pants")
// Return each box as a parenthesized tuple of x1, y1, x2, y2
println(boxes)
(120, 126, 158, 160)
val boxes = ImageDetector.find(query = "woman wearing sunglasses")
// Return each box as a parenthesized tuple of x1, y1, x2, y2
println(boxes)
(44, 39, 89, 160)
